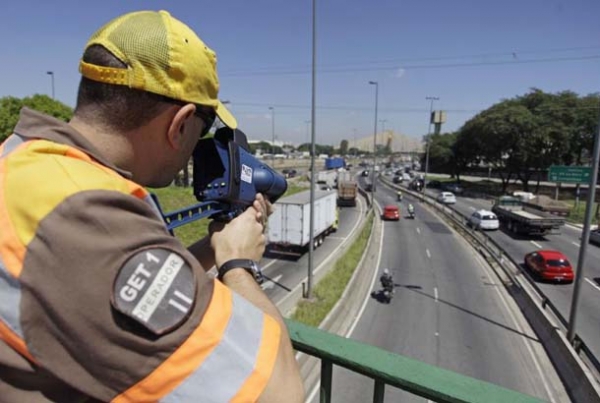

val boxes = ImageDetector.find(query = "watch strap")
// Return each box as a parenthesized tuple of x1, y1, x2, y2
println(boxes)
(217, 259, 262, 282)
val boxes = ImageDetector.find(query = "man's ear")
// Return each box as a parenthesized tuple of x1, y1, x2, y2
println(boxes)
(166, 103, 196, 149)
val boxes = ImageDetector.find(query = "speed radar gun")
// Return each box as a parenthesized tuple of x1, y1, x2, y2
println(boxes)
(155, 127, 288, 231)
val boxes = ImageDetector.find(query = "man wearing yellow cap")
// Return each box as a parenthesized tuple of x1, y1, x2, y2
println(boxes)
(0, 10, 303, 402)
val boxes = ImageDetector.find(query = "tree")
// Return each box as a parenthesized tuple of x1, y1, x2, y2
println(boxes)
(0, 94, 73, 142)
(339, 139, 349, 155)
(423, 132, 457, 175)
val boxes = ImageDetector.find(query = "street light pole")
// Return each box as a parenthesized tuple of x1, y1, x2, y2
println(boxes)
(369, 81, 379, 206)
(424, 96, 439, 191)
(46, 71, 55, 99)
(307, 0, 317, 299)
(269, 107, 275, 164)
(567, 108, 600, 343)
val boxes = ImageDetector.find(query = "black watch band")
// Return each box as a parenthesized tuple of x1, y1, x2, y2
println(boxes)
(217, 259, 262, 282)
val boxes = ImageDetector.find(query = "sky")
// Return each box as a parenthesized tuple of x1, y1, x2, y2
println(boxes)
(2, 0, 600, 147)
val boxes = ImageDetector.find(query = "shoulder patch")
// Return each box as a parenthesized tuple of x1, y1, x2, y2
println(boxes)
(111, 248, 196, 335)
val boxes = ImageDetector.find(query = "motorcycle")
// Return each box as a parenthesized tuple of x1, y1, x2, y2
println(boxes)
(371, 278, 394, 303)
(408, 208, 415, 219)
(397, 192, 403, 202)
(382, 283, 394, 303)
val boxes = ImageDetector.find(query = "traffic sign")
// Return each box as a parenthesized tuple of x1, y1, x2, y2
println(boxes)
(548, 165, 592, 184)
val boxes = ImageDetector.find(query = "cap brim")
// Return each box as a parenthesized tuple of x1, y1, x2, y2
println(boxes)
(216, 101, 237, 129)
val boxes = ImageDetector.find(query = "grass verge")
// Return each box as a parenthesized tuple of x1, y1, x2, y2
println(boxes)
(291, 211, 374, 327)
(149, 186, 210, 246)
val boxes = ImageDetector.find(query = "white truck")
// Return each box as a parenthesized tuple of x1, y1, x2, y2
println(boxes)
(316, 170, 337, 189)
(267, 190, 338, 255)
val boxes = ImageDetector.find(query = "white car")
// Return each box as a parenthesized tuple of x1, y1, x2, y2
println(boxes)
(468, 210, 499, 230)
(436, 191, 456, 204)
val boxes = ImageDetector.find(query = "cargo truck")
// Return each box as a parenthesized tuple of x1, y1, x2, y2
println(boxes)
(325, 157, 345, 170)
(336, 171, 357, 207)
(316, 170, 337, 188)
(267, 190, 338, 255)
(491, 196, 565, 236)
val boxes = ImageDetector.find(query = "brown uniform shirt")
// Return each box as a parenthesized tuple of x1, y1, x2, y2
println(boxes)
(0, 108, 279, 402)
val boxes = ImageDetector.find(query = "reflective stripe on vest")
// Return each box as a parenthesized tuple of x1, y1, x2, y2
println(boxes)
(0, 137, 165, 361)
(112, 281, 279, 403)
(0, 134, 27, 158)
(162, 292, 263, 402)
(0, 254, 22, 337)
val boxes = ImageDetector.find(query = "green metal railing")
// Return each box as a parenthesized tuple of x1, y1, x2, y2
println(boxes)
(286, 319, 547, 403)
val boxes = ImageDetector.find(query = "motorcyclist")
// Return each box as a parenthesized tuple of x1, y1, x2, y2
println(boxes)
(407, 203, 415, 217)
(397, 190, 403, 201)
(378, 269, 394, 303)
(380, 268, 394, 291)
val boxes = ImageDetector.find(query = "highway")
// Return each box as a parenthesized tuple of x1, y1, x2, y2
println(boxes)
(432, 187, 600, 361)
(259, 189, 366, 306)
(326, 179, 568, 402)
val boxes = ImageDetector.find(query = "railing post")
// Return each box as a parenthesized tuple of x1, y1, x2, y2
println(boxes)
(320, 359, 333, 403)
(373, 379, 385, 403)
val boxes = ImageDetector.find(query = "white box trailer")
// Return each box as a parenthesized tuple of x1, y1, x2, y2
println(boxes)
(267, 190, 338, 255)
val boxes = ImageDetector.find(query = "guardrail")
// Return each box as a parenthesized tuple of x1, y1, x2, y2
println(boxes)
(380, 175, 600, 402)
(286, 319, 545, 403)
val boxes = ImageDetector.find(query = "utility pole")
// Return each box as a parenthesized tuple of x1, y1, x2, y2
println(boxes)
(567, 109, 600, 343)
(424, 96, 439, 191)
(269, 107, 275, 164)
(307, 0, 317, 299)
(369, 81, 379, 205)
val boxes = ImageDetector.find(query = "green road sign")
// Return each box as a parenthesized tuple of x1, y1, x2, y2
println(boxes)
(548, 165, 592, 183)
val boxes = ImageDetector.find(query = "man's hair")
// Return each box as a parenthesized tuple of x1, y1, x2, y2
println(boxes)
(74, 45, 172, 132)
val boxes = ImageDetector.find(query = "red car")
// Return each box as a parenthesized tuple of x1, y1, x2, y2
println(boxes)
(382, 205, 400, 221)
(524, 250, 574, 283)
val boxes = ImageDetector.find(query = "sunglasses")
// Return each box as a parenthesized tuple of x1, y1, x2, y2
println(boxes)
(194, 106, 217, 138)
(164, 97, 217, 138)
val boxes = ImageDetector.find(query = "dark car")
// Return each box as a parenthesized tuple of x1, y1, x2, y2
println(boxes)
(409, 179, 424, 191)
(426, 180, 442, 189)
(393, 175, 402, 184)
(442, 183, 463, 194)
(281, 168, 297, 178)
(362, 170, 370, 177)
(524, 250, 574, 283)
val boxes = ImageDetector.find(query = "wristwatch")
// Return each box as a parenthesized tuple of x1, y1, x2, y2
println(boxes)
(217, 259, 263, 283)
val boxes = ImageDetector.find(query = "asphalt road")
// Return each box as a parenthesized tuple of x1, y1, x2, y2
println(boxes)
(438, 188, 600, 361)
(259, 189, 366, 306)
(325, 180, 568, 402)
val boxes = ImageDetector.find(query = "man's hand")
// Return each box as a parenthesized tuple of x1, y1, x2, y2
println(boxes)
(209, 200, 267, 268)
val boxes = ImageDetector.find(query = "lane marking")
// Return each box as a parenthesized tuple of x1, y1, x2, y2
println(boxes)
(426, 249, 431, 259)
(277, 195, 365, 308)
(306, 200, 385, 403)
(571, 241, 580, 247)
(434, 287, 438, 302)
(530, 241, 543, 249)
(416, 227, 421, 235)
(471, 251, 557, 402)
(434, 332, 439, 337)
(585, 277, 600, 292)
(468, 206, 476, 210)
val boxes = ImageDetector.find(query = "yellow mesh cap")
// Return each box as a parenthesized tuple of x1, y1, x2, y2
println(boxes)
(79, 10, 236, 128)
